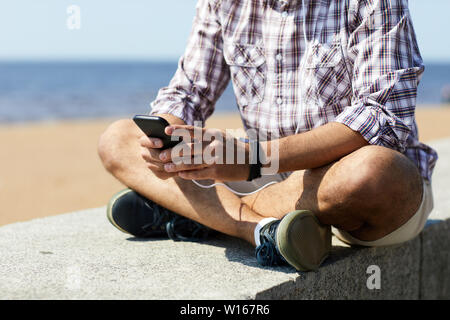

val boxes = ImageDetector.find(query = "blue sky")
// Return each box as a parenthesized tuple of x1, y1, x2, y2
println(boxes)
(0, 0, 449, 62)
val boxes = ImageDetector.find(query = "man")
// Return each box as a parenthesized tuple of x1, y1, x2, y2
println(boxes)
(98, 0, 437, 271)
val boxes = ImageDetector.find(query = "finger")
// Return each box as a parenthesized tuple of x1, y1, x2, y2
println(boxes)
(140, 147, 164, 164)
(145, 163, 176, 180)
(177, 167, 216, 180)
(146, 161, 166, 172)
(163, 161, 209, 173)
(165, 124, 195, 134)
(166, 124, 203, 141)
(159, 142, 205, 162)
(139, 135, 164, 149)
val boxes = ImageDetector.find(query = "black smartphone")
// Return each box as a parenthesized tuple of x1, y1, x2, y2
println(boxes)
(133, 115, 180, 150)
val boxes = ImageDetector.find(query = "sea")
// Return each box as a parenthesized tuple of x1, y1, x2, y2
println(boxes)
(0, 61, 449, 124)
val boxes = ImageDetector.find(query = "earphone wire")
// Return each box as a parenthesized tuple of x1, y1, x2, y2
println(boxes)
(296, 0, 309, 135)
(191, 179, 278, 197)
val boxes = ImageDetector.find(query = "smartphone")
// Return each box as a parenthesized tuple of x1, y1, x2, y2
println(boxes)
(133, 115, 180, 150)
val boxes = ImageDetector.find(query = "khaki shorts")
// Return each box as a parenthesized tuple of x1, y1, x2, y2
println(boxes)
(225, 174, 434, 247)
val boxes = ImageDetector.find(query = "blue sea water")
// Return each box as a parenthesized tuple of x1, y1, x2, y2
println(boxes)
(0, 61, 449, 123)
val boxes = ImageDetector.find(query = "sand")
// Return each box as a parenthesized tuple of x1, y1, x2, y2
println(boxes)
(1, 106, 450, 226)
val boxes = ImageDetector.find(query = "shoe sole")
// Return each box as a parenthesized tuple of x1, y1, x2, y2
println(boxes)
(106, 188, 135, 235)
(276, 210, 331, 271)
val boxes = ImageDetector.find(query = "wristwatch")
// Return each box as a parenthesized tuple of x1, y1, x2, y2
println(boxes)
(239, 137, 262, 181)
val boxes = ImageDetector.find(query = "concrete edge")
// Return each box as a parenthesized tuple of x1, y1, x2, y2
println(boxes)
(253, 218, 450, 300)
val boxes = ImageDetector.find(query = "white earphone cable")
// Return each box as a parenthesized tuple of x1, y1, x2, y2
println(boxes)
(191, 179, 278, 196)
(296, 0, 309, 135)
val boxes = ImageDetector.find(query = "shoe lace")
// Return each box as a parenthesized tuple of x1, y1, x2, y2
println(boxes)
(255, 221, 286, 266)
(140, 201, 170, 236)
(141, 200, 210, 241)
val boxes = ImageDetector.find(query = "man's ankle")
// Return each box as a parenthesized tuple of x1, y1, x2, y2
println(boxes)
(253, 217, 278, 246)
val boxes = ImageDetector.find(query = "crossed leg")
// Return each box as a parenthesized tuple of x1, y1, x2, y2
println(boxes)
(98, 119, 423, 245)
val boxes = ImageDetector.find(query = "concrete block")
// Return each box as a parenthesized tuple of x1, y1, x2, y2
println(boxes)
(0, 208, 296, 300)
(419, 219, 450, 299)
(256, 236, 421, 300)
(0, 137, 449, 300)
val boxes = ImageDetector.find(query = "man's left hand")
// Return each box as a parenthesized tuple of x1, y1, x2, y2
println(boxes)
(158, 124, 250, 181)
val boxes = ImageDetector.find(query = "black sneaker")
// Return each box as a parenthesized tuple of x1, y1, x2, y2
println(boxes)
(107, 189, 211, 241)
(255, 210, 331, 271)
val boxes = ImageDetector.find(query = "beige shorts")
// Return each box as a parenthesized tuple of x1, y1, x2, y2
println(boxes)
(225, 174, 434, 247)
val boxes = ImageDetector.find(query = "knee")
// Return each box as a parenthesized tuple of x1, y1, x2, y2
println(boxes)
(343, 147, 396, 201)
(329, 145, 422, 217)
(98, 119, 139, 172)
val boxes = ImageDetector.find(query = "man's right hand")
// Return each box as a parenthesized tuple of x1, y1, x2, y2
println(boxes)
(138, 113, 186, 180)
(139, 135, 176, 180)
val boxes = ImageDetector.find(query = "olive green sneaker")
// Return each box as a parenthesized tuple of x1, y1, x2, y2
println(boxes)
(255, 210, 331, 271)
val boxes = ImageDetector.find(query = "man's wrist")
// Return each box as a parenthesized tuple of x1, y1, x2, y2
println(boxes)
(240, 137, 262, 181)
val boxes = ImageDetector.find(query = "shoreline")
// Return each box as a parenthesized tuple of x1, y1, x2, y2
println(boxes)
(1, 105, 450, 227)
(1, 103, 449, 128)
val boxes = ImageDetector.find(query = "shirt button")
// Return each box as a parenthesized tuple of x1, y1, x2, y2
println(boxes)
(276, 98, 283, 105)
(276, 53, 283, 61)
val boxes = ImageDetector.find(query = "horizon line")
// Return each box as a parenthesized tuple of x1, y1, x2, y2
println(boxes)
(0, 58, 181, 64)
(1, 58, 450, 65)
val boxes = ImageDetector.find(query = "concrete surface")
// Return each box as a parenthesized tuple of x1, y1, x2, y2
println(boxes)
(1, 138, 449, 300)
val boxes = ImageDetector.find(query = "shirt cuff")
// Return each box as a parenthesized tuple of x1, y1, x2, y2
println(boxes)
(334, 103, 407, 152)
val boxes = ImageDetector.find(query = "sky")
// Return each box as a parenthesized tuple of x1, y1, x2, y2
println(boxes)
(0, 0, 449, 63)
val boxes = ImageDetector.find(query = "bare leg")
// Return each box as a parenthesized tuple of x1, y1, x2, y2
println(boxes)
(99, 119, 423, 244)
(98, 119, 264, 245)
(242, 145, 423, 241)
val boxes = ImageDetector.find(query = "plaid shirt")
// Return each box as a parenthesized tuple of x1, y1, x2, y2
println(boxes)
(150, 0, 438, 180)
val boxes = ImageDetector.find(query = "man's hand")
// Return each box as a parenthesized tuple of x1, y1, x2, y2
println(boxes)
(138, 113, 185, 180)
(151, 124, 250, 181)
(139, 135, 177, 180)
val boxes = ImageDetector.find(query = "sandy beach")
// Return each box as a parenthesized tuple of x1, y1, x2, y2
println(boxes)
(1, 106, 450, 227)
